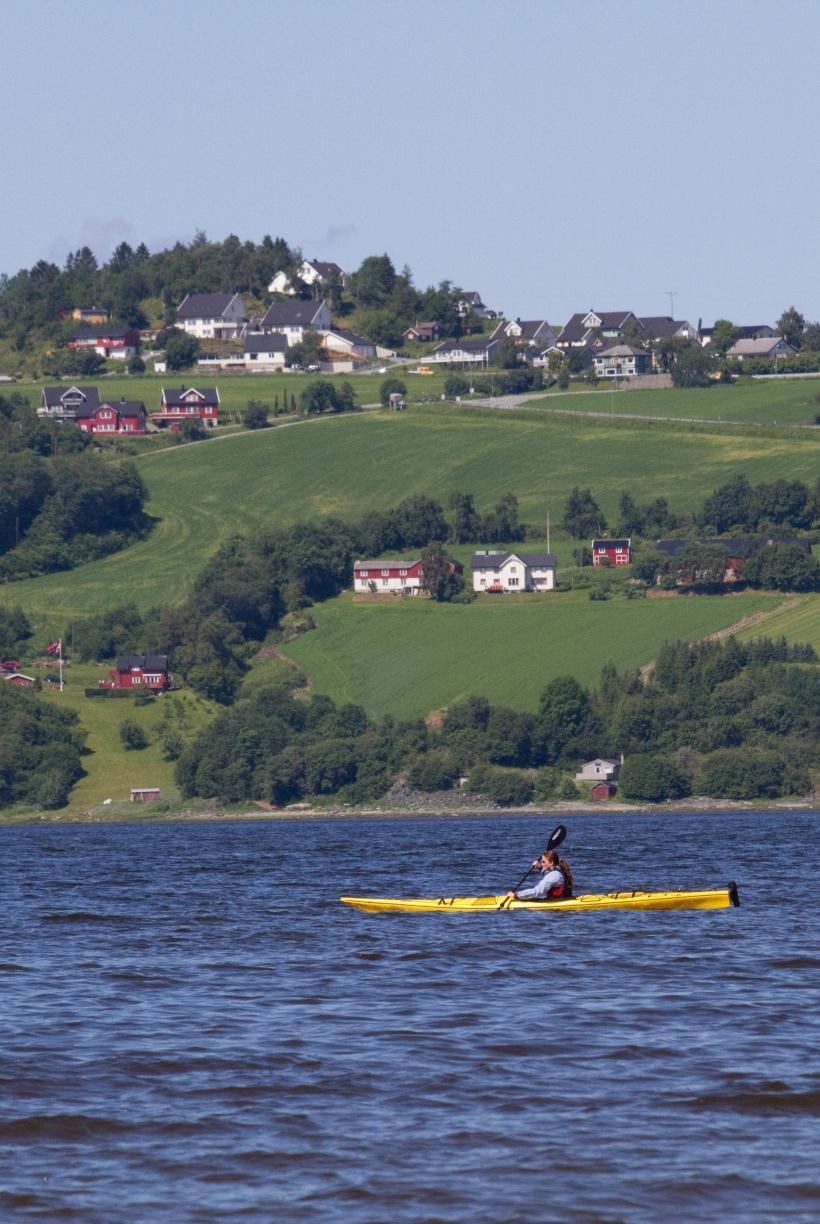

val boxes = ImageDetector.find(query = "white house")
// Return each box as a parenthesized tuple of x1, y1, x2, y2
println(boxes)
(260, 300, 331, 345)
(322, 328, 376, 360)
(493, 318, 556, 347)
(40, 384, 101, 421)
(268, 259, 347, 295)
(243, 332, 288, 370)
(471, 550, 557, 592)
(176, 293, 247, 340)
(575, 758, 620, 782)
(592, 345, 651, 378)
(556, 310, 642, 349)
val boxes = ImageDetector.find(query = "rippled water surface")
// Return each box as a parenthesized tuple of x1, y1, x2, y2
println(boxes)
(1, 809, 818, 1221)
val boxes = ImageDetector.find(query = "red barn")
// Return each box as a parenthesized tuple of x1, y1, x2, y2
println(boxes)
(153, 386, 220, 430)
(591, 781, 616, 800)
(102, 655, 171, 692)
(592, 538, 631, 567)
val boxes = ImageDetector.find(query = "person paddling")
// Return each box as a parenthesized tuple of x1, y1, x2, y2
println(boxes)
(505, 849, 573, 903)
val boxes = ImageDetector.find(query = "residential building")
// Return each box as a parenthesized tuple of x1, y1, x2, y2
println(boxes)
(428, 336, 499, 365)
(654, 536, 810, 582)
(726, 337, 796, 361)
(591, 781, 617, 801)
(638, 317, 697, 343)
(592, 345, 651, 378)
(576, 758, 620, 782)
(591, 538, 632, 566)
(68, 325, 139, 359)
(700, 324, 775, 347)
(40, 385, 101, 422)
(403, 321, 440, 343)
(457, 291, 495, 319)
(176, 293, 247, 340)
(321, 328, 376, 361)
(100, 655, 171, 692)
(353, 557, 463, 595)
(268, 259, 347, 295)
(71, 307, 110, 324)
(74, 397, 147, 435)
(260, 300, 331, 344)
(244, 332, 288, 370)
(471, 550, 557, 592)
(494, 318, 557, 348)
(153, 386, 220, 429)
(556, 310, 643, 350)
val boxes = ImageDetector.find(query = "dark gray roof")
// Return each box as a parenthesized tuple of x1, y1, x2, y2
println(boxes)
(655, 537, 810, 559)
(176, 293, 239, 320)
(70, 326, 136, 341)
(261, 300, 326, 328)
(471, 550, 557, 569)
(433, 337, 493, 354)
(244, 332, 288, 353)
(42, 385, 101, 408)
(592, 538, 631, 549)
(557, 311, 638, 343)
(329, 327, 373, 346)
(161, 386, 219, 407)
(307, 259, 344, 278)
(116, 654, 169, 672)
(639, 317, 689, 338)
(596, 344, 649, 357)
(509, 319, 553, 341)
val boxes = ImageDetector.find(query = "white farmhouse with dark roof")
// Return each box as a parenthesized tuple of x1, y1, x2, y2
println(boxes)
(471, 550, 557, 593)
(176, 293, 247, 339)
(726, 336, 795, 361)
(260, 300, 331, 344)
(243, 332, 288, 369)
(268, 259, 347, 295)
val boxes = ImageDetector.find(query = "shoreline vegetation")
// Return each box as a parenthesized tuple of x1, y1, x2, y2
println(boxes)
(3, 793, 817, 826)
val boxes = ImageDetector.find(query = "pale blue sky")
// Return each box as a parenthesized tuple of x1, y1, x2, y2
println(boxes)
(4, 0, 819, 327)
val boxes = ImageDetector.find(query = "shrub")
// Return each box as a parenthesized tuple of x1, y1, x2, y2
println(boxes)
(119, 719, 148, 750)
(407, 750, 458, 792)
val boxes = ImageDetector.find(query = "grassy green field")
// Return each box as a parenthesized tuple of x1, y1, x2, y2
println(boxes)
(31, 662, 218, 811)
(526, 376, 820, 426)
(7, 405, 819, 632)
(281, 589, 786, 719)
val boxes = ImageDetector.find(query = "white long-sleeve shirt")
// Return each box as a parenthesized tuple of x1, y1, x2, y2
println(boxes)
(516, 868, 564, 900)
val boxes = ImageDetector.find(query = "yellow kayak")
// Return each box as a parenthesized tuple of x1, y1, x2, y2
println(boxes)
(340, 884, 740, 914)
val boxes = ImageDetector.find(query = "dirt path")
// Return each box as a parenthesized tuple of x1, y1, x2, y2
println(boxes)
(640, 597, 804, 676)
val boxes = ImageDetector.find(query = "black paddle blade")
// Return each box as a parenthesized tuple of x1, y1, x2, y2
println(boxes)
(546, 825, 567, 853)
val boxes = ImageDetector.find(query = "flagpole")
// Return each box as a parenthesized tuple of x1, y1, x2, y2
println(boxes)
(59, 640, 63, 692)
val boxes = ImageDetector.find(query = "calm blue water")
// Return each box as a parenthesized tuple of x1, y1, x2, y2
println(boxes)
(1, 809, 818, 1221)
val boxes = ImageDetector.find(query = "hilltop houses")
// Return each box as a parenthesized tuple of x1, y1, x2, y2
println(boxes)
(176, 293, 246, 339)
(68, 325, 139, 360)
(259, 300, 332, 344)
(268, 259, 347, 296)
(39, 385, 145, 433)
(99, 655, 171, 692)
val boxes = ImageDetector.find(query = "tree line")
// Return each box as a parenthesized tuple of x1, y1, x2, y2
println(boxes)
(171, 635, 818, 808)
(0, 393, 150, 579)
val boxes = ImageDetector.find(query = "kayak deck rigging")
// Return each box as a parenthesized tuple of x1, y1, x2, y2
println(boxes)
(340, 884, 740, 914)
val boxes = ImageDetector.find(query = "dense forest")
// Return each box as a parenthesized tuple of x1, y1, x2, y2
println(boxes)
(0, 392, 150, 579)
(172, 636, 818, 807)
(0, 682, 85, 808)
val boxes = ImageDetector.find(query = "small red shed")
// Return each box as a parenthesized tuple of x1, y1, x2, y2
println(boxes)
(591, 781, 616, 801)
(131, 787, 161, 802)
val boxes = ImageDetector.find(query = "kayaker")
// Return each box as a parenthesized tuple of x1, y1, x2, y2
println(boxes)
(506, 849, 573, 902)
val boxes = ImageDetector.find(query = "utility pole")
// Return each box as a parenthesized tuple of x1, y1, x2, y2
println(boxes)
(667, 290, 677, 318)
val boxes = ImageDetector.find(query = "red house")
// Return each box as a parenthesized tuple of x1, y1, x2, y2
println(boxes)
(101, 654, 171, 692)
(591, 781, 616, 801)
(153, 386, 220, 430)
(68, 325, 139, 359)
(75, 398, 147, 435)
(353, 557, 463, 595)
(3, 672, 36, 687)
(592, 538, 631, 567)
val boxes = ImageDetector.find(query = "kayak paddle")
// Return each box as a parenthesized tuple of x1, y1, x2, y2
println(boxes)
(500, 824, 567, 909)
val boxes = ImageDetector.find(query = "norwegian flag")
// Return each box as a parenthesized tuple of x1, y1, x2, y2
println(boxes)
(46, 639, 62, 656)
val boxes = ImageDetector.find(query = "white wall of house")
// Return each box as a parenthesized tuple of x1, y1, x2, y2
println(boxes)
(244, 350, 286, 370)
(472, 554, 555, 592)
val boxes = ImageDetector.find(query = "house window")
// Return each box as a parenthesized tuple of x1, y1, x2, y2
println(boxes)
(381, 570, 389, 576)
(509, 577, 519, 586)
(399, 569, 407, 576)
(382, 578, 388, 586)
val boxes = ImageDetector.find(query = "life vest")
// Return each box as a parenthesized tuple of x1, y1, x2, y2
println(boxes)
(546, 870, 566, 899)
